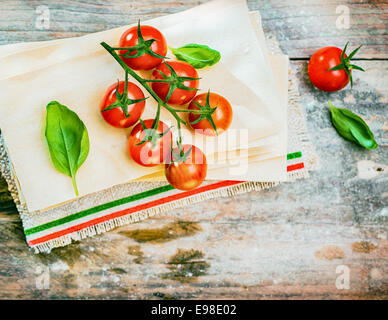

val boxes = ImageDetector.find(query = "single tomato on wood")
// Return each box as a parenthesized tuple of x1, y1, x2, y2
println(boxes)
(165, 144, 207, 191)
(100, 80, 146, 128)
(188, 92, 232, 136)
(119, 24, 167, 71)
(308, 43, 364, 92)
(127, 119, 172, 167)
(151, 61, 199, 105)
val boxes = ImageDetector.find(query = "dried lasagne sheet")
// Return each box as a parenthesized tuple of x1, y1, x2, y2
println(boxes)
(0, 0, 286, 211)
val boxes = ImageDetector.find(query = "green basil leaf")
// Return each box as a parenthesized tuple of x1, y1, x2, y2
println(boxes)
(45, 101, 90, 196)
(328, 102, 378, 150)
(170, 44, 221, 69)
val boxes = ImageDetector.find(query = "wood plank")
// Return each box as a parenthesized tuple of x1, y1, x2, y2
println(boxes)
(0, 205, 387, 299)
(253, 0, 388, 58)
(0, 0, 387, 58)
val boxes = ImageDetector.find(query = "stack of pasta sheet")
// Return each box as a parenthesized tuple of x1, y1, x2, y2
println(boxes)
(0, 0, 312, 253)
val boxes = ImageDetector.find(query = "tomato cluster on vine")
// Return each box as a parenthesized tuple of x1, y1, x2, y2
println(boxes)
(100, 22, 233, 191)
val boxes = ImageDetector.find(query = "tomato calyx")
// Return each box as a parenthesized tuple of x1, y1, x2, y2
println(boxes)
(146, 62, 200, 103)
(135, 104, 170, 149)
(135, 119, 170, 148)
(326, 42, 365, 88)
(101, 71, 148, 117)
(172, 145, 192, 162)
(189, 90, 218, 133)
(114, 21, 168, 60)
(166, 142, 192, 169)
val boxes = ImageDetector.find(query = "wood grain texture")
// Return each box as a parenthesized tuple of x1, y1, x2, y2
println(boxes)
(252, 0, 388, 58)
(0, 0, 387, 300)
(0, 0, 387, 58)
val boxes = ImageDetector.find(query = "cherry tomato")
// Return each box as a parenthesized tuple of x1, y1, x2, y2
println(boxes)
(188, 92, 233, 136)
(119, 25, 167, 71)
(127, 120, 172, 167)
(152, 61, 199, 105)
(308, 46, 349, 92)
(165, 144, 207, 191)
(100, 81, 146, 128)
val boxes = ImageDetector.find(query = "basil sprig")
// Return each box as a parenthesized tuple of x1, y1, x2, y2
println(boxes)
(169, 44, 221, 69)
(45, 101, 90, 196)
(329, 102, 377, 150)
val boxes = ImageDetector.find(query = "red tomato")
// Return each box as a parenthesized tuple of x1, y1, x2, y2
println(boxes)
(152, 61, 199, 105)
(119, 25, 167, 71)
(165, 145, 207, 191)
(308, 47, 350, 92)
(100, 81, 146, 128)
(188, 92, 233, 136)
(127, 120, 172, 167)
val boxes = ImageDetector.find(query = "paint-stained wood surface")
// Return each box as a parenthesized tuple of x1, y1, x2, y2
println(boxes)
(1, 0, 387, 58)
(0, 0, 387, 299)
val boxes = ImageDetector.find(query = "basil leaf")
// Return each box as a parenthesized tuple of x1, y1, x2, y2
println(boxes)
(45, 101, 90, 196)
(328, 102, 378, 150)
(170, 44, 221, 69)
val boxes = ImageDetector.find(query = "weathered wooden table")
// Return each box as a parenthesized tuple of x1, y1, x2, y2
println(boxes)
(0, 0, 387, 299)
